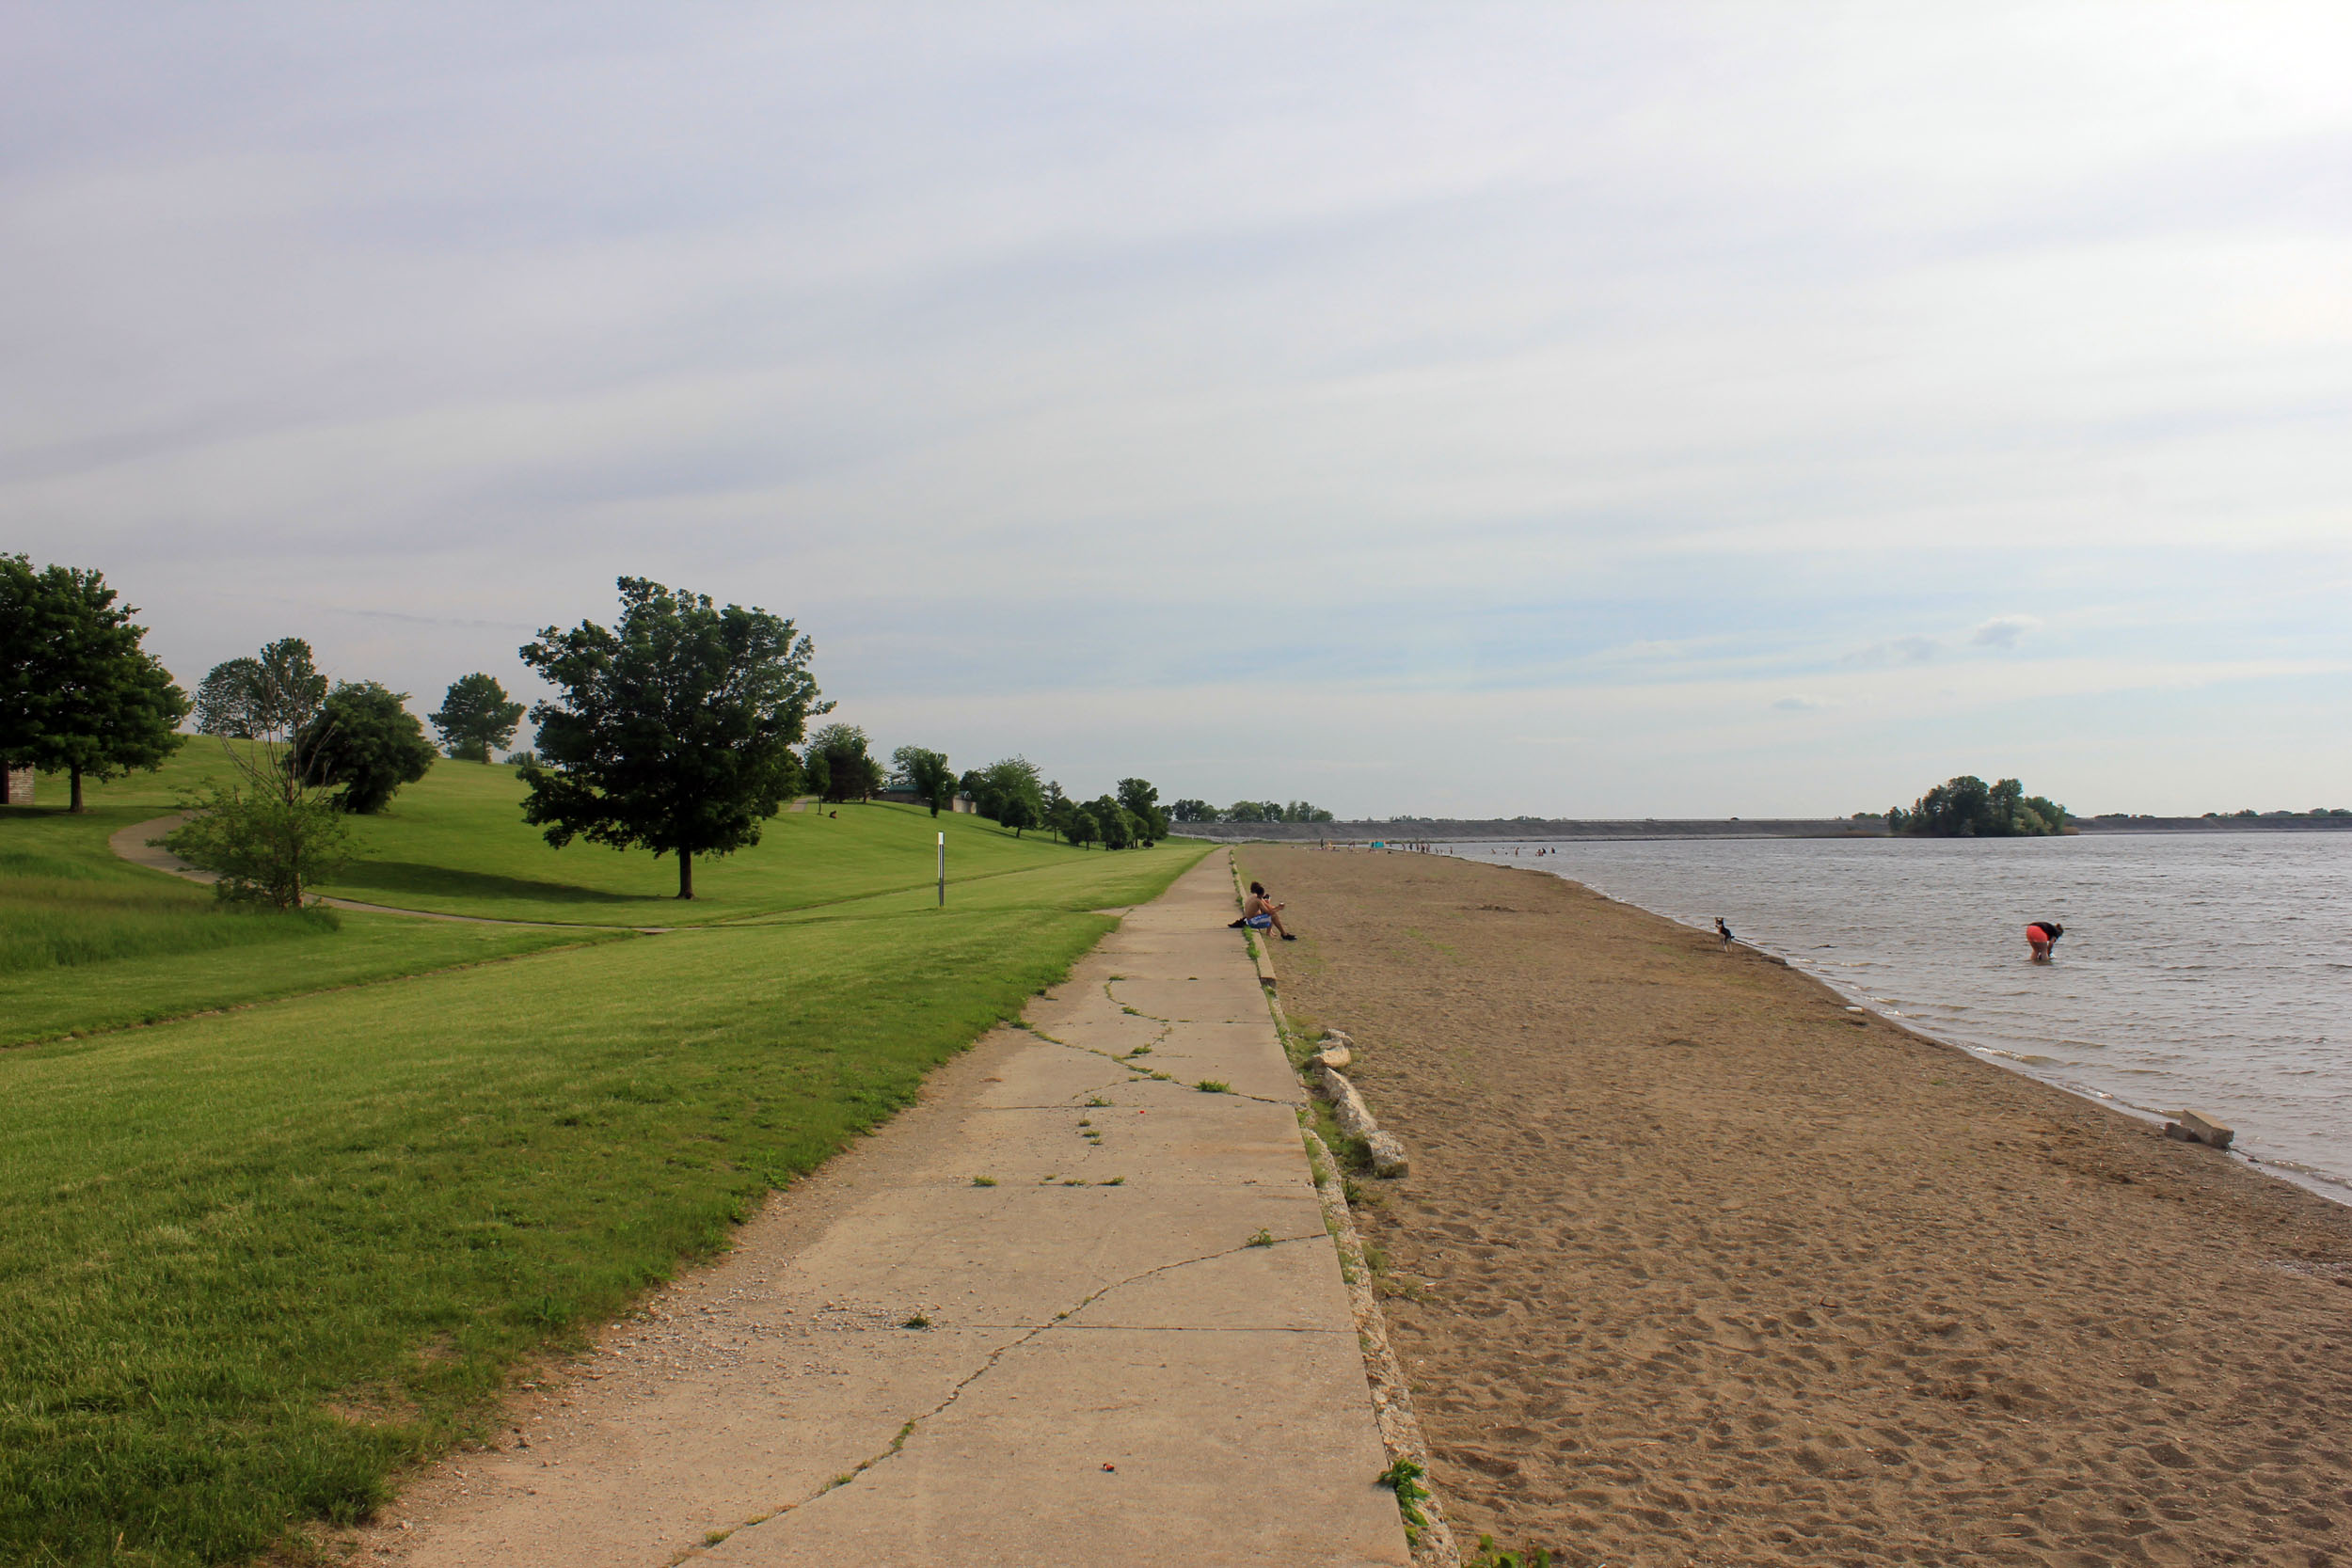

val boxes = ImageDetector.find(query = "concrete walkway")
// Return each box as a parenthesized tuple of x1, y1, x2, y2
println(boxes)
(366, 851, 1411, 1567)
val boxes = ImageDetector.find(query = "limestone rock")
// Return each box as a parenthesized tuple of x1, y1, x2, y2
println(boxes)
(1367, 1131, 1410, 1179)
(1315, 1064, 1379, 1142)
(2166, 1111, 2235, 1149)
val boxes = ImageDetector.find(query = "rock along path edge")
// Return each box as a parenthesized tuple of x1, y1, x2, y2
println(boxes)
(360, 850, 1412, 1567)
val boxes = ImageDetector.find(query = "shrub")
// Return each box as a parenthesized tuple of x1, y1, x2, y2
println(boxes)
(164, 784, 352, 910)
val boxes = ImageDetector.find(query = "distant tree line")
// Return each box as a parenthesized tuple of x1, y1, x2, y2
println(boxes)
(1885, 776, 2068, 837)
(2203, 807, 2351, 820)
(799, 730, 1174, 850)
(1168, 798, 1335, 824)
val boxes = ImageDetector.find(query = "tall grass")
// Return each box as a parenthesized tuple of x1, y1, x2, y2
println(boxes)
(0, 870, 327, 973)
(1, 805, 333, 974)
(1, 767, 610, 1043)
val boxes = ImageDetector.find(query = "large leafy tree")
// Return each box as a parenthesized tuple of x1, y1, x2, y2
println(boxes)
(996, 790, 1040, 836)
(806, 723, 881, 806)
(192, 641, 327, 758)
(430, 673, 526, 762)
(518, 578, 824, 898)
(1090, 795, 1136, 850)
(889, 745, 956, 816)
(980, 757, 1045, 836)
(1117, 777, 1170, 844)
(0, 555, 187, 811)
(300, 681, 437, 813)
(194, 657, 264, 737)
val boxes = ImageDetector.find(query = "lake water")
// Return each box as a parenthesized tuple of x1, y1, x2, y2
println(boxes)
(1441, 834, 2352, 1202)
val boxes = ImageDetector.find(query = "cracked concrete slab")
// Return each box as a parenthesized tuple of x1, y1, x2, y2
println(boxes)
(716, 1325, 1403, 1567)
(364, 852, 1409, 1568)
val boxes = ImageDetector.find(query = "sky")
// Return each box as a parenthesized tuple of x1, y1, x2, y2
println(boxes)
(6, 2, 2348, 818)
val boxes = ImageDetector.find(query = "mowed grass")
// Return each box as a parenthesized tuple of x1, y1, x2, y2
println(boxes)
(1, 752, 1209, 1566)
(1, 759, 620, 1046)
(2, 911, 627, 1049)
(319, 755, 1112, 925)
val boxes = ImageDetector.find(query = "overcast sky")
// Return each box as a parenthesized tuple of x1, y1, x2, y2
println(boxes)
(7, 3, 2347, 816)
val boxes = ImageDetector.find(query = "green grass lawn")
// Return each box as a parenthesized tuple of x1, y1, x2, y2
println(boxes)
(316, 753, 1113, 925)
(1, 750, 1208, 1566)
(1, 755, 621, 1046)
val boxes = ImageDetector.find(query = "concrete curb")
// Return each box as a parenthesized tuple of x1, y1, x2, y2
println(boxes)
(1301, 1122, 1460, 1568)
(1313, 1053, 1411, 1180)
(1225, 852, 1459, 1568)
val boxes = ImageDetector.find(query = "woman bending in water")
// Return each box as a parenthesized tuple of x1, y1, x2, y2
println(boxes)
(2026, 920, 2064, 961)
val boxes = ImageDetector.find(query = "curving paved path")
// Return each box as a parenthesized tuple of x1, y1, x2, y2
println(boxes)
(358, 851, 1410, 1567)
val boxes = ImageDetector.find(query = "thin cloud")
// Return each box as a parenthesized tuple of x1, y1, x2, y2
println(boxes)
(1842, 636, 1938, 667)
(1971, 615, 2042, 649)
(1773, 695, 1836, 711)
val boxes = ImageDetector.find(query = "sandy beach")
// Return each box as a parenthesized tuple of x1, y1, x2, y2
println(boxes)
(1243, 845, 2352, 1567)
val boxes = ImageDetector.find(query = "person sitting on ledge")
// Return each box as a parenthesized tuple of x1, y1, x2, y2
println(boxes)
(1232, 880, 1296, 941)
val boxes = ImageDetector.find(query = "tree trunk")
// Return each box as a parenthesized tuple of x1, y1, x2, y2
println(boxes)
(70, 766, 85, 813)
(678, 851, 693, 899)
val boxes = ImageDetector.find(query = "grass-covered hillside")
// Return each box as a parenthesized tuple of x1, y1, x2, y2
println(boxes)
(2, 750, 606, 1046)
(312, 751, 1121, 925)
(1, 750, 1208, 1567)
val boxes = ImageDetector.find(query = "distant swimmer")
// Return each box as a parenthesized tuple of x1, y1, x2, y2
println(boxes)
(2026, 920, 2064, 961)
(1715, 916, 1734, 948)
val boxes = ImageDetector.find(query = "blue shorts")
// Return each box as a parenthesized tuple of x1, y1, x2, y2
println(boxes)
(1243, 913, 1273, 929)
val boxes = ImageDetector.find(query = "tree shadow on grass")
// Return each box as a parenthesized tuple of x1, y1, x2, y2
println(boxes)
(325, 860, 663, 908)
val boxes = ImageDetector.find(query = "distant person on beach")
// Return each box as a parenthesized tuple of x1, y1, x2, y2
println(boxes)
(2026, 920, 2064, 961)
(1237, 880, 1296, 942)
(1715, 916, 1734, 948)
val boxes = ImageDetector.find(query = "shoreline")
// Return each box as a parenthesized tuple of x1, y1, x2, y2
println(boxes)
(1242, 843, 2352, 1566)
(1438, 845, 2352, 1210)
(1475, 857, 2352, 1210)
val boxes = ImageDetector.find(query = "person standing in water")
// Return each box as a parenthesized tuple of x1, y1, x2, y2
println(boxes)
(2026, 920, 2065, 961)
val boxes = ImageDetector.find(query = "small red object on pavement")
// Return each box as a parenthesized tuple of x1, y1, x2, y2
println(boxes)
(1102, 1463, 1117, 1472)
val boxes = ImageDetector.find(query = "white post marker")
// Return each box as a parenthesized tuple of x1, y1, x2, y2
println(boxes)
(938, 831, 946, 906)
